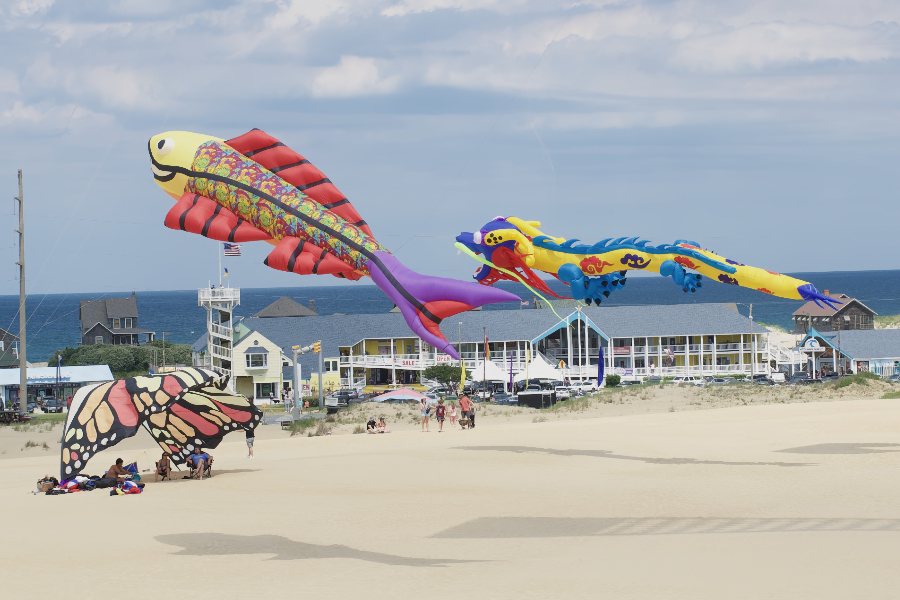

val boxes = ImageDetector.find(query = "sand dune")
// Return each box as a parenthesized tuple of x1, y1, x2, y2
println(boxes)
(2, 384, 899, 599)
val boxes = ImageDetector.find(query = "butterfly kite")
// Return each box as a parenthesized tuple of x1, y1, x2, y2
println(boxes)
(61, 368, 261, 479)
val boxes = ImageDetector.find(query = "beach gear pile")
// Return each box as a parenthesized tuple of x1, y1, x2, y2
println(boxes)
(36, 475, 145, 496)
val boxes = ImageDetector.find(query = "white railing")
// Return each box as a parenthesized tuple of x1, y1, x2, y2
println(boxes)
(198, 288, 241, 303)
(210, 323, 232, 338)
(195, 356, 212, 367)
(210, 344, 232, 359)
(619, 363, 770, 378)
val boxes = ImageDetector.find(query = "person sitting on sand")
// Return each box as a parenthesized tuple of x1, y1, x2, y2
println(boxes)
(367, 417, 378, 434)
(154, 453, 171, 482)
(377, 417, 390, 433)
(106, 458, 131, 483)
(186, 447, 213, 480)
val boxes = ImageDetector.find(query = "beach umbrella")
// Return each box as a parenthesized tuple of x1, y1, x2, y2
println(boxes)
(60, 368, 262, 479)
(371, 388, 427, 402)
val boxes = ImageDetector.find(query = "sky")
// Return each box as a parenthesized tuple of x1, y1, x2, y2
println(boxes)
(0, 0, 898, 295)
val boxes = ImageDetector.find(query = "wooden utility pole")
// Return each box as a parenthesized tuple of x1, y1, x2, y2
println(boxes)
(15, 170, 26, 414)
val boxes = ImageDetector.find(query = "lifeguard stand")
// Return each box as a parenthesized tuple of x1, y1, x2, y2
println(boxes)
(198, 287, 240, 391)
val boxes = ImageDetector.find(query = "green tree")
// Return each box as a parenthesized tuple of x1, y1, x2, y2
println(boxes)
(422, 365, 471, 392)
(605, 374, 621, 387)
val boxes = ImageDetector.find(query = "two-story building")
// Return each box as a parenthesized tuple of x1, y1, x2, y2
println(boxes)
(217, 303, 773, 393)
(0, 327, 21, 368)
(79, 293, 156, 346)
(793, 291, 876, 334)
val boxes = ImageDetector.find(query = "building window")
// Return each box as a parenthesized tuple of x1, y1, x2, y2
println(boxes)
(95, 336, 104, 344)
(113, 319, 120, 329)
(0, 341, 3, 351)
(245, 353, 267, 368)
(125, 318, 133, 328)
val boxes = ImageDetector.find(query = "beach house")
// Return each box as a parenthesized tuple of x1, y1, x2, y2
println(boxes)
(798, 328, 900, 377)
(793, 291, 876, 334)
(79, 293, 156, 346)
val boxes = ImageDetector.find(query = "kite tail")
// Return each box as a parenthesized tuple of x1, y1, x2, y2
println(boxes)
(367, 251, 519, 359)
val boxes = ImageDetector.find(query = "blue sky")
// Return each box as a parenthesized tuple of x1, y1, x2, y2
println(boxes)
(1, 0, 898, 294)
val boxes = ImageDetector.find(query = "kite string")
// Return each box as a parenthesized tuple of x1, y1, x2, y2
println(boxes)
(454, 242, 563, 321)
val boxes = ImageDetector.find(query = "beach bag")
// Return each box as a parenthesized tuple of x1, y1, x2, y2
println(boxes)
(94, 477, 117, 489)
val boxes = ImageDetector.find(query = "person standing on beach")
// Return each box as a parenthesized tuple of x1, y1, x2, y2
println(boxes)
(304, 399, 310, 414)
(468, 398, 477, 428)
(459, 395, 471, 428)
(449, 401, 458, 428)
(420, 397, 430, 432)
(435, 399, 446, 432)
(245, 426, 255, 458)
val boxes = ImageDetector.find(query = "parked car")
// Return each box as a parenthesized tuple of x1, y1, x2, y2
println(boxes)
(671, 376, 702, 386)
(42, 398, 65, 413)
(787, 373, 811, 385)
(707, 378, 728, 386)
(554, 386, 570, 400)
(643, 376, 662, 385)
(26, 401, 37, 413)
(492, 391, 512, 404)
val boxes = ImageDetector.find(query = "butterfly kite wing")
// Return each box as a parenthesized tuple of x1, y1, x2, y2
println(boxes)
(60, 368, 223, 478)
(144, 385, 263, 466)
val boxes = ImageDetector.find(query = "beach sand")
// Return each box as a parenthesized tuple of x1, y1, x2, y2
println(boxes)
(2, 382, 899, 599)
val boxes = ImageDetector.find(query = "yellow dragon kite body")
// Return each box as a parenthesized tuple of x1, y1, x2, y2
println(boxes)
(455, 217, 838, 309)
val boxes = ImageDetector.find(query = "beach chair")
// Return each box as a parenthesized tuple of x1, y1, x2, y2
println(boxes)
(186, 456, 213, 479)
(155, 460, 171, 481)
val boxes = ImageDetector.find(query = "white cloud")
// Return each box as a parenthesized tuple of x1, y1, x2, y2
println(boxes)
(311, 55, 400, 97)
(381, 0, 526, 18)
(7, 0, 54, 18)
(42, 21, 133, 45)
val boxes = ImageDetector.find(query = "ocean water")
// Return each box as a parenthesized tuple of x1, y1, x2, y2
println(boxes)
(1, 270, 898, 363)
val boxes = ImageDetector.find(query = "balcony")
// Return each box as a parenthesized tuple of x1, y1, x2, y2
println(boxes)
(198, 288, 241, 304)
(210, 344, 232, 359)
(209, 323, 232, 338)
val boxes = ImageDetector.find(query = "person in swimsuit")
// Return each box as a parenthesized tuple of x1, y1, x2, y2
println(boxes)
(449, 402, 458, 428)
(377, 417, 390, 433)
(420, 398, 430, 432)
(106, 458, 131, 483)
(154, 453, 171, 482)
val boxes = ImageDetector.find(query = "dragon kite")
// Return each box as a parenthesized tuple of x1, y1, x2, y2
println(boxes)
(147, 130, 518, 357)
(455, 217, 839, 309)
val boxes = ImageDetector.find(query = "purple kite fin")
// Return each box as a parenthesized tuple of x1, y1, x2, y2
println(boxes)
(798, 284, 842, 310)
(367, 251, 520, 359)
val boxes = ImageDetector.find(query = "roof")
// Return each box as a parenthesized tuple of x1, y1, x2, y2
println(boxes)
(253, 297, 317, 318)
(0, 327, 19, 343)
(793, 292, 877, 317)
(79, 293, 141, 332)
(806, 328, 900, 360)
(0, 365, 114, 386)
(216, 303, 757, 375)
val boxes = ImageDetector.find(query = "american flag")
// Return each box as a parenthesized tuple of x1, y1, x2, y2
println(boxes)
(223, 243, 242, 256)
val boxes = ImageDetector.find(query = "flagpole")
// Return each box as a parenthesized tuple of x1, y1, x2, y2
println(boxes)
(218, 241, 222, 287)
(483, 326, 486, 400)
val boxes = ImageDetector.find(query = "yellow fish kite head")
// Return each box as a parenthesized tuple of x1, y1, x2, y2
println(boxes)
(148, 131, 223, 200)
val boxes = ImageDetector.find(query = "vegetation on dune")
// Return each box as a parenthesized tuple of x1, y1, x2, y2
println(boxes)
(881, 391, 900, 399)
(50, 341, 192, 378)
(874, 315, 900, 329)
(832, 371, 880, 389)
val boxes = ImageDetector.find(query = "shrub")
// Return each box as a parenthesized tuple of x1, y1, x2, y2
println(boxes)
(835, 371, 881, 389)
(605, 374, 621, 387)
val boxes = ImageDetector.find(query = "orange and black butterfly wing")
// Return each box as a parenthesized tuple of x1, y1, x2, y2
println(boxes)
(60, 368, 222, 478)
(144, 386, 262, 466)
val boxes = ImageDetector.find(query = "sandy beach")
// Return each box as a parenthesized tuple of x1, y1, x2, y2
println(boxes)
(3, 382, 900, 599)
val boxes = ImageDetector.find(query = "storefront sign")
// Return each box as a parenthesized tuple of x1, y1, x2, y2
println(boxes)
(435, 355, 451, 363)
(613, 347, 631, 355)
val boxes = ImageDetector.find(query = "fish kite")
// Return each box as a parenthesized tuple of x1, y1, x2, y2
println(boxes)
(148, 130, 517, 356)
(61, 368, 261, 479)
(456, 217, 840, 309)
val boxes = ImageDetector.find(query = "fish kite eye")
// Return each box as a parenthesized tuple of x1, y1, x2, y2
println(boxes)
(156, 138, 175, 155)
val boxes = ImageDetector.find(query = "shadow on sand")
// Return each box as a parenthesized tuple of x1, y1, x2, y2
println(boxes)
(432, 517, 900, 539)
(156, 533, 475, 567)
(455, 446, 812, 467)
(776, 443, 900, 455)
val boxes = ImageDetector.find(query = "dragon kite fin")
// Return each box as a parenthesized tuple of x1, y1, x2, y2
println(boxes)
(367, 251, 519, 358)
(263, 238, 362, 280)
(797, 284, 842, 310)
(225, 129, 373, 237)
(164, 193, 271, 243)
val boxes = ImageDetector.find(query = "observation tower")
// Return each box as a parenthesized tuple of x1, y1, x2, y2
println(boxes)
(198, 287, 240, 390)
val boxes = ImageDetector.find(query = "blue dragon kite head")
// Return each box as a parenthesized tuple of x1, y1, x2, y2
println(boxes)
(456, 217, 520, 282)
